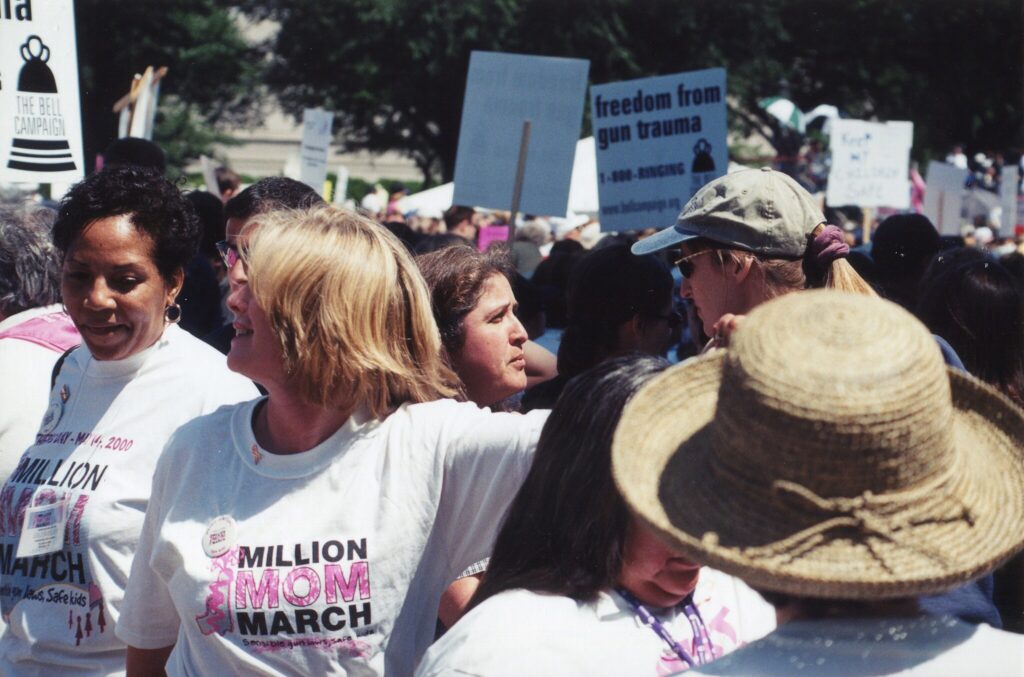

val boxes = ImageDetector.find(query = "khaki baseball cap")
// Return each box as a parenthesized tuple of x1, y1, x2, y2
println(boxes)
(631, 167, 825, 258)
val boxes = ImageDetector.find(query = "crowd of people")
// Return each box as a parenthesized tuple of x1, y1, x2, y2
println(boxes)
(0, 134, 1022, 676)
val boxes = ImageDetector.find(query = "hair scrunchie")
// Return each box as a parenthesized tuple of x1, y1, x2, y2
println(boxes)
(809, 224, 850, 270)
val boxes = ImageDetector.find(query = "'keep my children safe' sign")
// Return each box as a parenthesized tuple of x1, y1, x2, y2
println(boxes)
(1, 0, 85, 183)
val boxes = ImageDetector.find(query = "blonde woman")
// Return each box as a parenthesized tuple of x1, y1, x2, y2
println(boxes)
(633, 168, 875, 348)
(117, 206, 548, 675)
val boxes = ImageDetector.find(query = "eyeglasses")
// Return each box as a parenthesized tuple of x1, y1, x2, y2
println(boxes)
(215, 240, 244, 270)
(674, 249, 717, 278)
(652, 310, 683, 330)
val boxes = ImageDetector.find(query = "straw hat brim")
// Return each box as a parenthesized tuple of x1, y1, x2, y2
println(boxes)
(612, 351, 1024, 600)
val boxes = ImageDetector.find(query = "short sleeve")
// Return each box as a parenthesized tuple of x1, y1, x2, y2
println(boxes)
(435, 406, 548, 578)
(115, 440, 181, 649)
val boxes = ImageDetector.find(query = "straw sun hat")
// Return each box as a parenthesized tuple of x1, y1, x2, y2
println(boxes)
(613, 289, 1024, 600)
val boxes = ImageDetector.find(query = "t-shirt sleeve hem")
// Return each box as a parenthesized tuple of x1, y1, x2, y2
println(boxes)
(114, 625, 179, 650)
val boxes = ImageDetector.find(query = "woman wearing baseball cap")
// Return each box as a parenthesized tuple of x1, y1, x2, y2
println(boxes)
(613, 290, 1024, 675)
(633, 168, 874, 349)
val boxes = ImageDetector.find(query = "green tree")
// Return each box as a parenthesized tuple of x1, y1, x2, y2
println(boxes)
(249, 0, 1022, 183)
(76, 0, 264, 175)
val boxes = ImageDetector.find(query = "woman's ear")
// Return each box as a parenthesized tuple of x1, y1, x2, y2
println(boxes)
(730, 254, 756, 284)
(167, 268, 185, 305)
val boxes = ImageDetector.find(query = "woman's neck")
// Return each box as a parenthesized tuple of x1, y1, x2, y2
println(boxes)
(777, 597, 921, 625)
(254, 389, 353, 454)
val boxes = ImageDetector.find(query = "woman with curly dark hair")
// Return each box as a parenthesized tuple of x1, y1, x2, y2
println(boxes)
(0, 166, 257, 675)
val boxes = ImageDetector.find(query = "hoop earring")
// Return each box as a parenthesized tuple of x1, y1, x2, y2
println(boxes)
(164, 303, 182, 325)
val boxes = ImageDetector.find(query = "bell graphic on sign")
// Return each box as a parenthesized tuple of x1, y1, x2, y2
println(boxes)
(690, 138, 716, 193)
(7, 35, 77, 173)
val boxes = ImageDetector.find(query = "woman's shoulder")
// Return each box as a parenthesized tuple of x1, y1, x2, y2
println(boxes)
(162, 326, 258, 396)
(419, 590, 593, 676)
(392, 399, 548, 444)
(154, 399, 254, 475)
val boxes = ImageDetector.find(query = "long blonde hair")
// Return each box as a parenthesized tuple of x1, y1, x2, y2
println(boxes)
(714, 224, 875, 300)
(244, 205, 460, 416)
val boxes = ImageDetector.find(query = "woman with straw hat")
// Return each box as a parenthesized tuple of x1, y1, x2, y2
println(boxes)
(613, 290, 1024, 675)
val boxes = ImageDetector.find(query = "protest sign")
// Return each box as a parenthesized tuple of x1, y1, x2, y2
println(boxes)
(0, 0, 85, 183)
(200, 155, 221, 199)
(299, 108, 333, 195)
(590, 68, 728, 231)
(1000, 166, 1019, 232)
(923, 161, 969, 235)
(826, 120, 913, 208)
(478, 225, 509, 251)
(333, 166, 350, 204)
(453, 51, 589, 217)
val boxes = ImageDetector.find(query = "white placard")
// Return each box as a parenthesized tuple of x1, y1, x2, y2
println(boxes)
(453, 51, 589, 216)
(1000, 166, 1019, 232)
(128, 67, 154, 139)
(923, 161, 969, 236)
(0, 0, 85, 183)
(590, 68, 728, 231)
(299, 108, 333, 195)
(333, 166, 349, 204)
(200, 155, 221, 199)
(826, 119, 913, 208)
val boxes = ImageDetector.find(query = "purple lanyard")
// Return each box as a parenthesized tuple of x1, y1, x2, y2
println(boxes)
(615, 587, 715, 668)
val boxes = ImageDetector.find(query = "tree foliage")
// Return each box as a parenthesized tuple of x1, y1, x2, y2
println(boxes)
(249, 0, 1021, 183)
(76, 0, 264, 174)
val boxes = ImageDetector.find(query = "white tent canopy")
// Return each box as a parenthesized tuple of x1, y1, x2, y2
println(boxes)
(399, 137, 600, 219)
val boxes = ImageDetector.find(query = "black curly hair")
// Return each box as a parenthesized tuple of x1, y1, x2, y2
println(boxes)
(52, 166, 200, 283)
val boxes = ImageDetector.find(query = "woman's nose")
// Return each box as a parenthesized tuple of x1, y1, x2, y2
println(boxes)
(510, 316, 528, 345)
(226, 283, 248, 315)
(84, 279, 115, 309)
(679, 277, 694, 300)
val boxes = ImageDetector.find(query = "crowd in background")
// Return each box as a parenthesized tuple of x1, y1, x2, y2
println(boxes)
(0, 134, 1022, 676)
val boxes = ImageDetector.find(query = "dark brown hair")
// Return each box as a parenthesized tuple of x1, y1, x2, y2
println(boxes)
(468, 355, 669, 609)
(416, 244, 515, 358)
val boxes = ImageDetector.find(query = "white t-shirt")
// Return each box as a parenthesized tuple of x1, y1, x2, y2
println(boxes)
(416, 569, 777, 677)
(689, 615, 1024, 676)
(0, 324, 257, 676)
(0, 305, 78, 485)
(116, 398, 548, 676)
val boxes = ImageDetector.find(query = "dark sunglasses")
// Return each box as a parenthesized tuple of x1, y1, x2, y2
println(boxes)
(674, 249, 717, 278)
(215, 240, 244, 270)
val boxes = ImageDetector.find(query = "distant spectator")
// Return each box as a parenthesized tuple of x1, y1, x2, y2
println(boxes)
(103, 137, 166, 174)
(531, 239, 586, 328)
(383, 220, 421, 253)
(215, 166, 241, 203)
(522, 245, 675, 411)
(871, 213, 942, 311)
(946, 143, 968, 169)
(205, 177, 325, 355)
(444, 205, 477, 243)
(1000, 251, 1024, 285)
(179, 192, 226, 337)
(511, 220, 548, 277)
(414, 233, 472, 255)
(0, 207, 78, 485)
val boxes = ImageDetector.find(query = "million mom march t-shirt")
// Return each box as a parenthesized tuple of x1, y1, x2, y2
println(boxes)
(0, 325, 257, 675)
(116, 397, 547, 676)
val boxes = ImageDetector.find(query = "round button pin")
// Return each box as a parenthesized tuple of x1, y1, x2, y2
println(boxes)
(39, 399, 64, 435)
(202, 515, 237, 558)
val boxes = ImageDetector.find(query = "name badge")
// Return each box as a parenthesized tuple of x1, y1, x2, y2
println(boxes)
(16, 495, 72, 559)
